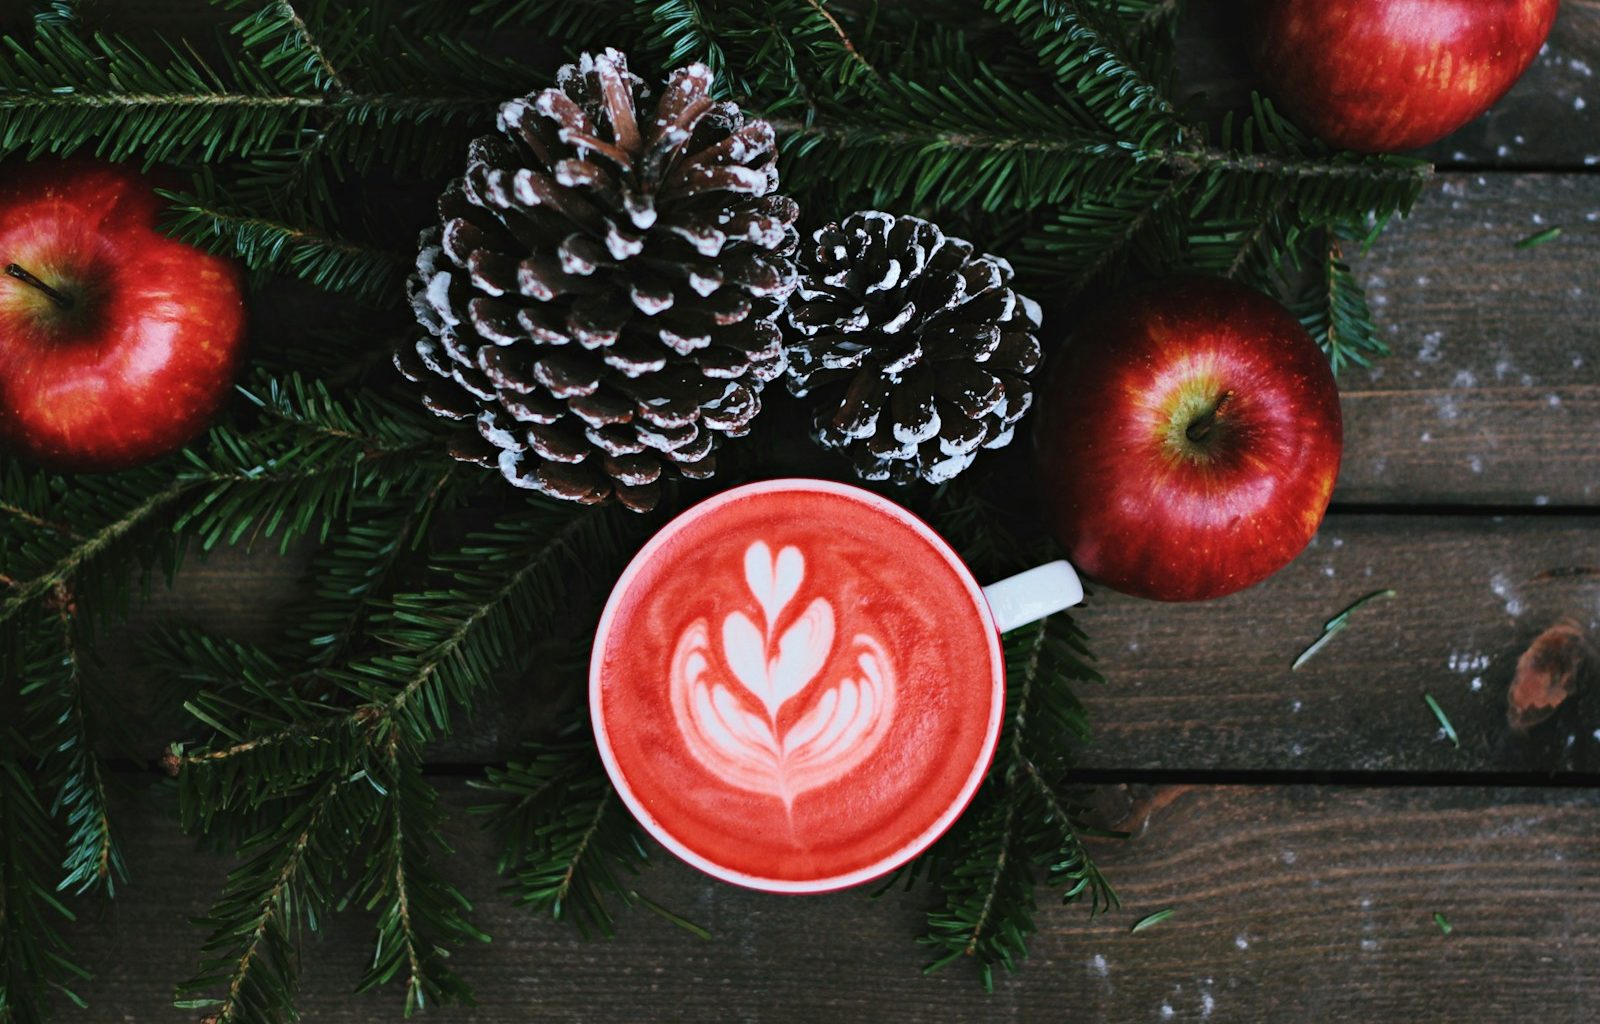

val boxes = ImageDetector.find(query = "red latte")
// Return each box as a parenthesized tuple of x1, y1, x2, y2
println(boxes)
(592, 479, 1003, 892)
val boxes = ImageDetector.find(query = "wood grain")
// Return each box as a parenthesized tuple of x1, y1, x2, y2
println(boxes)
(1340, 173, 1600, 506)
(62, 780, 1600, 1023)
(1079, 514, 1600, 774)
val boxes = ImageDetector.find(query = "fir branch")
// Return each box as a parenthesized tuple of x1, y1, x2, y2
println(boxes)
(801, 0, 882, 87)
(986, 0, 1183, 127)
(22, 590, 124, 897)
(1180, 95, 1431, 223)
(176, 374, 449, 553)
(959, 798, 1018, 962)
(159, 187, 407, 304)
(152, 629, 366, 831)
(287, 470, 465, 669)
(0, 502, 80, 542)
(223, 0, 353, 94)
(348, 504, 630, 744)
(1014, 169, 1194, 296)
(1294, 237, 1386, 374)
(1016, 752, 1116, 909)
(921, 794, 1035, 991)
(0, 480, 189, 627)
(919, 615, 1108, 988)
(403, 0, 629, 37)
(775, 75, 1142, 212)
(177, 774, 368, 1024)
(0, 26, 503, 166)
(0, 759, 91, 1024)
(354, 737, 483, 1013)
(473, 737, 653, 938)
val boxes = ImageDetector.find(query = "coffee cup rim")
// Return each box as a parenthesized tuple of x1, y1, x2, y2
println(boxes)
(589, 476, 1006, 894)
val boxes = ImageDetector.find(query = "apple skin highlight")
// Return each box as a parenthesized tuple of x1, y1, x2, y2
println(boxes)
(0, 160, 247, 471)
(1247, 0, 1561, 154)
(1034, 275, 1343, 603)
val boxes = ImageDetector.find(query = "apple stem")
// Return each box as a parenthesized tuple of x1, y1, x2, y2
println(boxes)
(1185, 390, 1233, 443)
(5, 263, 74, 311)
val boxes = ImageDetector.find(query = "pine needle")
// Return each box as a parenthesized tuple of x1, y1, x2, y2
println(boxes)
(1291, 589, 1397, 670)
(1130, 908, 1175, 934)
(631, 891, 714, 940)
(1433, 912, 1453, 935)
(1515, 226, 1561, 249)
(1425, 694, 1460, 748)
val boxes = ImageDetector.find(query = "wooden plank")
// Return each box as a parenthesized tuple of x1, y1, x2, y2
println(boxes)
(1079, 513, 1600, 774)
(1339, 173, 1600, 506)
(61, 781, 1600, 1022)
(1176, 0, 1600, 169)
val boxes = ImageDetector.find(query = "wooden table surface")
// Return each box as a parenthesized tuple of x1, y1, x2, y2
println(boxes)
(24, 2, 1600, 1022)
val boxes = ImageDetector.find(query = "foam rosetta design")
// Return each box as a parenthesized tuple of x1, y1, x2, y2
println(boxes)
(669, 541, 896, 808)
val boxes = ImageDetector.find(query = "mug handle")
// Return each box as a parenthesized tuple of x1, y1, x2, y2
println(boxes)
(981, 560, 1084, 633)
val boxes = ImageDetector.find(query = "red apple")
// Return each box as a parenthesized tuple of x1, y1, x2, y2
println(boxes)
(0, 160, 246, 471)
(1249, 0, 1561, 153)
(1034, 276, 1342, 602)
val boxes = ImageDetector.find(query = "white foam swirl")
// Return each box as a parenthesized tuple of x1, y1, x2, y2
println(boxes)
(668, 541, 897, 808)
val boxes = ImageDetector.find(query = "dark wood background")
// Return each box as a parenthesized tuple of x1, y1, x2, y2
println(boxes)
(16, 1, 1600, 1021)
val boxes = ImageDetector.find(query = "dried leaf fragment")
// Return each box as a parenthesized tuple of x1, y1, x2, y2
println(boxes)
(1506, 619, 1593, 733)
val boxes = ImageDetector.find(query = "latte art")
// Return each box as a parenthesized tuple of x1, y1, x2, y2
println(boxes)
(670, 541, 897, 809)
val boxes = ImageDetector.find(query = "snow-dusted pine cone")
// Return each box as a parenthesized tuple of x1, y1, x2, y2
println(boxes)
(398, 49, 799, 512)
(783, 212, 1043, 484)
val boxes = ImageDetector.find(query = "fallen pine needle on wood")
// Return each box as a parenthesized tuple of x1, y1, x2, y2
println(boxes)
(1292, 589, 1397, 670)
(1131, 908, 1175, 934)
(1425, 693, 1460, 748)
(1433, 912, 1453, 935)
(1515, 226, 1562, 249)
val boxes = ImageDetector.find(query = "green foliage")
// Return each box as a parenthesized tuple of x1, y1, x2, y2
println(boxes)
(156, 492, 648, 1015)
(356, 743, 487, 1013)
(177, 373, 451, 552)
(16, 604, 125, 898)
(474, 734, 653, 938)
(174, 774, 373, 1023)
(0, 758, 91, 1024)
(160, 181, 407, 304)
(0, 462, 190, 635)
(0, 0, 1430, 1017)
(918, 614, 1116, 990)
(635, 0, 877, 110)
(1293, 236, 1388, 373)
(402, 0, 628, 38)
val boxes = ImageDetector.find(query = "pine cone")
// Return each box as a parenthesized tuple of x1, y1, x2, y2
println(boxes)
(783, 212, 1043, 484)
(398, 49, 799, 512)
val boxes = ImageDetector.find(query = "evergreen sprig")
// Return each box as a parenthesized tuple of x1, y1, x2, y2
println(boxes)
(355, 739, 487, 1013)
(18, 599, 125, 898)
(160, 182, 408, 303)
(0, 758, 91, 1024)
(1293, 235, 1387, 373)
(919, 614, 1115, 990)
(474, 734, 653, 938)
